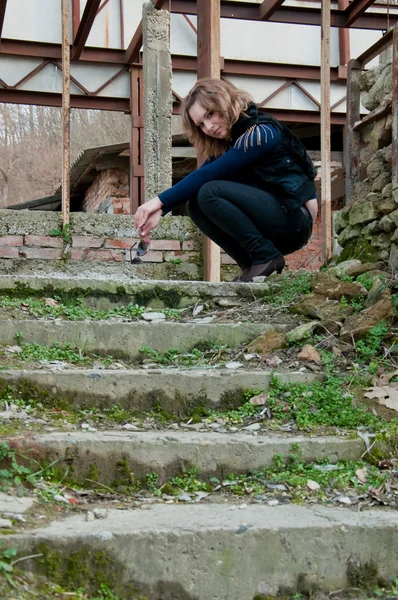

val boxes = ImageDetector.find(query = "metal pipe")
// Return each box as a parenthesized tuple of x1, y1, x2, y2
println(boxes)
(62, 0, 71, 227)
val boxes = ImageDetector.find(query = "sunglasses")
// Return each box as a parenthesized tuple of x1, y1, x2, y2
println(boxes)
(129, 240, 150, 264)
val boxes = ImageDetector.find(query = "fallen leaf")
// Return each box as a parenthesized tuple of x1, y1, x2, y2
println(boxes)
(375, 369, 398, 387)
(249, 392, 268, 406)
(364, 385, 398, 412)
(45, 298, 59, 307)
(355, 467, 368, 483)
(307, 479, 320, 491)
(297, 344, 321, 365)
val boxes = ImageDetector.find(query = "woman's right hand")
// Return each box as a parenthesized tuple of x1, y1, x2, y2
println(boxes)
(134, 196, 163, 234)
(139, 209, 162, 243)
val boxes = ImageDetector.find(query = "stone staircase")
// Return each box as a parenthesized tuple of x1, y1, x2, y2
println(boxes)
(0, 272, 397, 600)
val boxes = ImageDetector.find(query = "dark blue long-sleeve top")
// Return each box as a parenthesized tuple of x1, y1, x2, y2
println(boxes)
(158, 123, 280, 215)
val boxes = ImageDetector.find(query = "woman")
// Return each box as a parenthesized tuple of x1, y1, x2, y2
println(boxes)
(134, 78, 318, 282)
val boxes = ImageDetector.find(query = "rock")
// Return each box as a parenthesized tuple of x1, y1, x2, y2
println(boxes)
(329, 260, 362, 278)
(340, 295, 393, 342)
(333, 209, 350, 234)
(337, 225, 361, 246)
(0, 519, 12, 529)
(315, 320, 342, 336)
(286, 321, 318, 344)
(247, 330, 286, 355)
(341, 261, 385, 278)
(349, 194, 381, 226)
(177, 492, 192, 502)
(85, 511, 95, 522)
(297, 345, 321, 365)
(390, 243, 398, 269)
(378, 215, 395, 233)
(291, 293, 353, 322)
(380, 196, 396, 215)
(370, 232, 392, 250)
(122, 424, 140, 431)
(382, 182, 393, 200)
(244, 423, 261, 431)
(366, 154, 387, 182)
(93, 508, 108, 519)
(0, 492, 35, 514)
(387, 207, 398, 229)
(313, 275, 367, 301)
(225, 362, 243, 370)
(335, 496, 352, 506)
(365, 278, 390, 308)
(142, 312, 166, 321)
(267, 499, 279, 507)
(216, 298, 242, 307)
(54, 494, 70, 504)
(307, 480, 320, 491)
(361, 221, 380, 236)
(371, 171, 391, 194)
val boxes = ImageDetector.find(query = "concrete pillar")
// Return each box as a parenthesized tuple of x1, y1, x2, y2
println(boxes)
(142, 2, 172, 202)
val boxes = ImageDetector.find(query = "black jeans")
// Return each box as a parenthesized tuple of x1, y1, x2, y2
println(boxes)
(187, 180, 313, 269)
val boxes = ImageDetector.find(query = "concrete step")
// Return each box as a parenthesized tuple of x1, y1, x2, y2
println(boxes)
(0, 368, 322, 414)
(0, 274, 272, 309)
(12, 430, 364, 484)
(0, 320, 284, 361)
(3, 504, 398, 598)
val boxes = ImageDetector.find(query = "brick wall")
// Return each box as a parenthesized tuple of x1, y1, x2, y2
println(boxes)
(0, 234, 200, 265)
(83, 169, 130, 214)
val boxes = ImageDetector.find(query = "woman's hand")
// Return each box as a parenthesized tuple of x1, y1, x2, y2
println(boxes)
(139, 209, 162, 242)
(134, 197, 163, 234)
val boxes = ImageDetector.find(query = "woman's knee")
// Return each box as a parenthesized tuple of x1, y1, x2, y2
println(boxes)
(197, 181, 219, 207)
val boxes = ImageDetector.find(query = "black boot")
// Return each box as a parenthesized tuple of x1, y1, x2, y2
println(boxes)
(243, 255, 285, 282)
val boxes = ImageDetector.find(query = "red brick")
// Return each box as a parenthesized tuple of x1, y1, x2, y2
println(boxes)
(71, 249, 84, 260)
(25, 235, 63, 248)
(85, 249, 125, 261)
(0, 247, 20, 258)
(221, 254, 237, 265)
(139, 251, 163, 263)
(0, 235, 24, 247)
(182, 240, 197, 251)
(104, 238, 138, 249)
(72, 236, 104, 249)
(150, 240, 180, 251)
(22, 248, 63, 260)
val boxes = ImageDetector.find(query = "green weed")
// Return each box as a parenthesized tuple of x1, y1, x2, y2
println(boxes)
(263, 272, 312, 307)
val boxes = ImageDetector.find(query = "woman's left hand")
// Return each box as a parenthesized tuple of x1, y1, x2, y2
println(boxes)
(134, 197, 163, 234)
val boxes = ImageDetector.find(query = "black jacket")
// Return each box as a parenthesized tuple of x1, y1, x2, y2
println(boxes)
(230, 104, 317, 212)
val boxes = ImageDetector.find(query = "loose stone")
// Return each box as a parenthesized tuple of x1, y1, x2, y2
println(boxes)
(93, 508, 108, 519)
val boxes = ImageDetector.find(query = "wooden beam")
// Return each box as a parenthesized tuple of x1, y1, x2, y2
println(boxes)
(0, 0, 7, 40)
(124, 22, 142, 63)
(197, 0, 221, 282)
(321, 0, 332, 263)
(62, 0, 71, 227)
(259, 0, 285, 21)
(344, 0, 375, 28)
(72, 0, 101, 60)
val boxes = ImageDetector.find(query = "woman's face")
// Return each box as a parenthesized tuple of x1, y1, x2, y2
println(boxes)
(188, 101, 230, 140)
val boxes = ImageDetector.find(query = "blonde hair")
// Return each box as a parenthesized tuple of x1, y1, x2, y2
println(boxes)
(181, 78, 254, 159)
